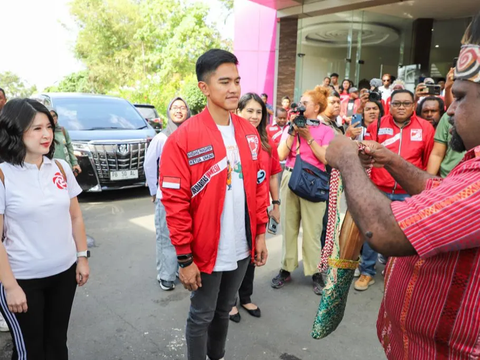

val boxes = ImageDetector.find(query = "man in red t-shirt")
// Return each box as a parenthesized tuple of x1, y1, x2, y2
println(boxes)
(266, 108, 288, 147)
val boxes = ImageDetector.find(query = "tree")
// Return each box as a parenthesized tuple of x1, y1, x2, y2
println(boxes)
(68, 0, 229, 112)
(180, 74, 206, 115)
(0, 71, 37, 98)
(45, 71, 96, 93)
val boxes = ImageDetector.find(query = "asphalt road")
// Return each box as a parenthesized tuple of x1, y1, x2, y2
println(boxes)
(1, 187, 386, 360)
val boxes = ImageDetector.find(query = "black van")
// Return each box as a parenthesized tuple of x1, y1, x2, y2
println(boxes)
(33, 93, 156, 192)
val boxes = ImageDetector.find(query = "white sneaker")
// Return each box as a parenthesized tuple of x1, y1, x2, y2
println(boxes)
(354, 268, 361, 277)
(0, 313, 9, 332)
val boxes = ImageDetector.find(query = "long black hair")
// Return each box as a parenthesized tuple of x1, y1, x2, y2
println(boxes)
(0, 98, 56, 165)
(238, 93, 271, 155)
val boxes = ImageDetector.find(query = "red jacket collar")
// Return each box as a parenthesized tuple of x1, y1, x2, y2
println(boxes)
(383, 113, 422, 128)
(199, 106, 244, 131)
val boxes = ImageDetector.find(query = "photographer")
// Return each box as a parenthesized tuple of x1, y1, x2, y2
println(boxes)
(354, 90, 385, 141)
(271, 85, 334, 295)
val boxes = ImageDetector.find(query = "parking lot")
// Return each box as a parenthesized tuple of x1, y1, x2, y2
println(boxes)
(1, 187, 386, 359)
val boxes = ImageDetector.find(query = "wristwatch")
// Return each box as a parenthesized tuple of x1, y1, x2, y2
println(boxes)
(307, 138, 315, 146)
(272, 200, 281, 206)
(77, 250, 90, 259)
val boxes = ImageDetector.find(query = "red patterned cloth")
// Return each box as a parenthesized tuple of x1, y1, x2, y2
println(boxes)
(378, 145, 480, 359)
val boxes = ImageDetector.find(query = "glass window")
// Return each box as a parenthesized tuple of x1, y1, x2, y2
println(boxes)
(53, 97, 148, 131)
(135, 106, 159, 120)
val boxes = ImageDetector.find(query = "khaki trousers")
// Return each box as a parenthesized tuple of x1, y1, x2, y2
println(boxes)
(280, 170, 326, 276)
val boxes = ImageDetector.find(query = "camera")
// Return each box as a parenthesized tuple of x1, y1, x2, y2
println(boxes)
(288, 103, 307, 135)
(367, 90, 382, 102)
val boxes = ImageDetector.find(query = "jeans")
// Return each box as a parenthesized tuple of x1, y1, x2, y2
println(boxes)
(155, 199, 178, 282)
(237, 262, 255, 305)
(359, 192, 410, 277)
(186, 257, 249, 360)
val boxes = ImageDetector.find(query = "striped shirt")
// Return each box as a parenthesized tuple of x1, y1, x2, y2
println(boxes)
(378, 145, 480, 359)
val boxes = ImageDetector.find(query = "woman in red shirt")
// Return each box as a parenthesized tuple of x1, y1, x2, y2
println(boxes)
(229, 93, 282, 323)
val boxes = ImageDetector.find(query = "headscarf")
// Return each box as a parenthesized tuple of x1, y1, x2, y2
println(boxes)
(455, 45, 480, 83)
(163, 96, 191, 137)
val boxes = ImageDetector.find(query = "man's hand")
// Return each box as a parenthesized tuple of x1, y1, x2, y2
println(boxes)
(255, 234, 268, 267)
(268, 206, 280, 224)
(360, 140, 395, 168)
(76, 257, 90, 286)
(151, 195, 156, 203)
(295, 125, 312, 141)
(346, 124, 362, 139)
(325, 135, 358, 169)
(445, 67, 455, 90)
(357, 91, 369, 113)
(415, 83, 428, 101)
(5, 284, 28, 313)
(179, 262, 202, 291)
(73, 165, 82, 176)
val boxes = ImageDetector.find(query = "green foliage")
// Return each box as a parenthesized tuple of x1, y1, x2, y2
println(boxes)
(180, 75, 206, 115)
(63, 0, 230, 113)
(45, 71, 96, 93)
(0, 71, 37, 98)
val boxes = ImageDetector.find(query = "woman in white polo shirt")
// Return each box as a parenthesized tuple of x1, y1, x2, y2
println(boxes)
(0, 98, 90, 360)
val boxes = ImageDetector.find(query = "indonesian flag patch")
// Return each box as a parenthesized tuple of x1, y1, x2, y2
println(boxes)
(162, 177, 181, 190)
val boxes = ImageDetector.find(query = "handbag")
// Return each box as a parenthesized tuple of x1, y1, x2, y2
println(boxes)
(288, 136, 329, 202)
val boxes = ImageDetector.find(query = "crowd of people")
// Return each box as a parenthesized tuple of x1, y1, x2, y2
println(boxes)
(0, 12, 479, 360)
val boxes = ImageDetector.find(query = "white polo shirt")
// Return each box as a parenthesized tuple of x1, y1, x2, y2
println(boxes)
(0, 157, 82, 279)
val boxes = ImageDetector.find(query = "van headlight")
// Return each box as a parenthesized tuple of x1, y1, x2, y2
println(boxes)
(73, 143, 90, 157)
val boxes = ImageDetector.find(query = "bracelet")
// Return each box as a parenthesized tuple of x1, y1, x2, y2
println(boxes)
(307, 138, 315, 146)
(178, 258, 194, 268)
(177, 253, 193, 261)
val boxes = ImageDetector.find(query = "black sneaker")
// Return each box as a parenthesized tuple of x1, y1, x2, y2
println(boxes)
(159, 280, 175, 291)
(312, 273, 325, 295)
(271, 270, 291, 289)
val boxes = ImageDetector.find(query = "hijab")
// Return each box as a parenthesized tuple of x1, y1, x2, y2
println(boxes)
(163, 96, 191, 137)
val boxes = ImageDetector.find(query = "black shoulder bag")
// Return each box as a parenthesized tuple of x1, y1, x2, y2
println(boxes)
(288, 135, 329, 202)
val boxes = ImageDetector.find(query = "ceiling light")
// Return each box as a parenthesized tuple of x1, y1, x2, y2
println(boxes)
(435, 45, 440, 48)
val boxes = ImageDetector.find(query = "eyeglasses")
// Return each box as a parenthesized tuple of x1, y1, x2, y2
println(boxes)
(171, 106, 187, 111)
(391, 101, 414, 108)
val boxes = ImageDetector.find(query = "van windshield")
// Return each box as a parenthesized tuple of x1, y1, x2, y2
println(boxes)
(54, 97, 147, 131)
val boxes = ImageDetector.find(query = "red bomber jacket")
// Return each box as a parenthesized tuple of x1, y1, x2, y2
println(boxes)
(365, 114, 435, 194)
(159, 107, 268, 274)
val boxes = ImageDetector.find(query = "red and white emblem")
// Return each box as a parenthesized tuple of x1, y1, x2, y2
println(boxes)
(246, 135, 259, 160)
(53, 172, 67, 190)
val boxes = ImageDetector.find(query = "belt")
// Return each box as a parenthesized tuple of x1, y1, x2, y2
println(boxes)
(285, 167, 294, 172)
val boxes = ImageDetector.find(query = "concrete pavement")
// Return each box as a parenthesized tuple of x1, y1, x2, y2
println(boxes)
(1, 188, 386, 359)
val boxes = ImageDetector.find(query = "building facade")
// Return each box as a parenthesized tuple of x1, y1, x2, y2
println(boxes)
(234, 0, 476, 108)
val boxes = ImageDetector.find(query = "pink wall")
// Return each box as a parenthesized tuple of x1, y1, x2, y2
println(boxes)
(234, 0, 277, 102)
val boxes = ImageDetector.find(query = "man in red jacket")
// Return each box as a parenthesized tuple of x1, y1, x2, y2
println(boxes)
(357, 89, 434, 291)
(159, 49, 268, 360)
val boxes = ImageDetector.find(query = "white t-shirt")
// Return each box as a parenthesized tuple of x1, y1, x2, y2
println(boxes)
(144, 132, 168, 199)
(0, 157, 82, 279)
(379, 86, 392, 102)
(214, 120, 249, 272)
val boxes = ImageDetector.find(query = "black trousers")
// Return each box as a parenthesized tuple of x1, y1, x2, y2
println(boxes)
(237, 262, 255, 305)
(0, 263, 77, 360)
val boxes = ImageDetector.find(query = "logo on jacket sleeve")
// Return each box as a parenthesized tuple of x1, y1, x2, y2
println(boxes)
(257, 169, 266, 184)
(162, 177, 181, 190)
(246, 135, 259, 160)
(410, 129, 423, 141)
(53, 172, 67, 190)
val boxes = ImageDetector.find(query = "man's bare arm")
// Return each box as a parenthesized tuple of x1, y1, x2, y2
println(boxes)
(338, 156, 416, 257)
(362, 143, 437, 195)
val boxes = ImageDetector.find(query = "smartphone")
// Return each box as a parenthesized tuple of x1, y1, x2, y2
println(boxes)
(453, 57, 458, 68)
(426, 84, 441, 96)
(267, 216, 278, 235)
(351, 114, 362, 127)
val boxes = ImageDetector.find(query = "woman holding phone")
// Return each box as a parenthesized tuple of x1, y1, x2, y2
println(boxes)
(229, 93, 282, 322)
